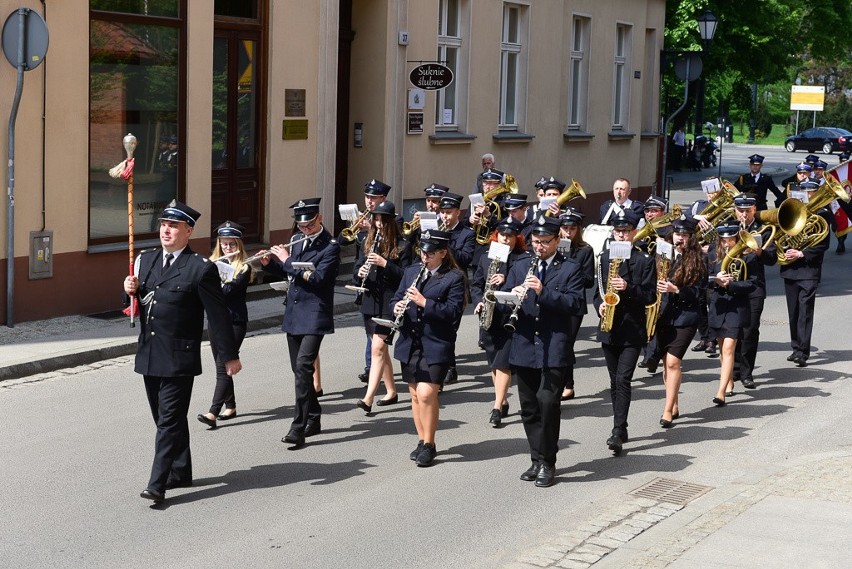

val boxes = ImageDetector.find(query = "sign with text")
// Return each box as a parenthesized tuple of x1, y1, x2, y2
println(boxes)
(790, 85, 825, 111)
(409, 63, 454, 91)
(407, 112, 424, 134)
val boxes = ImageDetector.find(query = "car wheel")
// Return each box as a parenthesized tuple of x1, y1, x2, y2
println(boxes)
(785, 141, 796, 152)
(822, 142, 833, 154)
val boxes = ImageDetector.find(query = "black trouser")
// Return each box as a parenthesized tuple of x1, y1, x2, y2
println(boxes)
(601, 344, 643, 436)
(564, 314, 583, 389)
(144, 375, 194, 493)
(696, 289, 710, 342)
(209, 323, 247, 415)
(514, 366, 568, 467)
(735, 297, 764, 381)
(286, 334, 324, 433)
(784, 279, 818, 358)
(643, 334, 659, 362)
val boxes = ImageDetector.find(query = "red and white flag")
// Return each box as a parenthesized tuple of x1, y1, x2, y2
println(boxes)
(829, 161, 851, 237)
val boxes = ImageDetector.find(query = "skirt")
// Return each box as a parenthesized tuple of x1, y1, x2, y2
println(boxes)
(709, 324, 742, 341)
(655, 324, 697, 360)
(479, 329, 512, 370)
(401, 348, 449, 385)
(363, 313, 392, 337)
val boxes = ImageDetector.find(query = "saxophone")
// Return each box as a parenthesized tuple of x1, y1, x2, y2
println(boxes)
(599, 258, 623, 333)
(479, 257, 502, 330)
(644, 254, 670, 340)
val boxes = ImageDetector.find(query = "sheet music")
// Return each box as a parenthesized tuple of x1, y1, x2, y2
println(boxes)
(338, 203, 360, 221)
(655, 239, 674, 259)
(608, 240, 633, 260)
(215, 260, 236, 282)
(487, 241, 511, 262)
(701, 178, 721, 195)
(419, 211, 439, 230)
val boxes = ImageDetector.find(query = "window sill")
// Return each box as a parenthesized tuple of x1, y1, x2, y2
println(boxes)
(88, 238, 161, 254)
(608, 130, 636, 141)
(428, 132, 477, 145)
(492, 131, 534, 143)
(563, 130, 594, 142)
(640, 131, 661, 140)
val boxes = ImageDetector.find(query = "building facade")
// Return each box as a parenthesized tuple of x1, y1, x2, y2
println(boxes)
(0, 0, 665, 323)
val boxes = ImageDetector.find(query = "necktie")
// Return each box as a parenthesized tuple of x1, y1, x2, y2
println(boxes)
(163, 253, 173, 271)
(538, 260, 547, 283)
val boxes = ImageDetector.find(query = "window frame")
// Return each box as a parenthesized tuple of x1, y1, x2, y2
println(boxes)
(567, 14, 591, 131)
(498, 2, 528, 130)
(435, 0, 469, 131)
(611, 22, 632, 130)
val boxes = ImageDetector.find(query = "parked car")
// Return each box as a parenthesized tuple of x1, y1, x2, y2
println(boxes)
(784, 127, 851, 154)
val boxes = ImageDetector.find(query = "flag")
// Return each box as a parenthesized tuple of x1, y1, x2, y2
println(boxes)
(828, 161, 851, 237)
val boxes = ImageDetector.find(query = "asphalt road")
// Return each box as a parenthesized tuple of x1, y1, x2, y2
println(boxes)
(2, 243, 851, 568)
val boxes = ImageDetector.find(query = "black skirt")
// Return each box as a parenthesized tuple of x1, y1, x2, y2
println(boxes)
(480, 328, 512, 370)
(655, 324, 697, 360)
(363, 313, 392, 337)
(401, 348, 449, 385)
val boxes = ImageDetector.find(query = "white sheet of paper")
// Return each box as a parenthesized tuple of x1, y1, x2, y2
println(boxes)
(338, 203, 361, 221)
(443, 108, 453, 124)
(291, 262, 315, 271)
(539, 197, 557, 210)
(558, 238, 572, 253)
(487, 241, 511, 262)
(701, 178, 721, 195)
(751, 233, 763, 248)
(656, 239, 674, 259)
(790, 190, 809, 203)
(609, 240, 633, 260)
(419, 211, 439, 231)
(215, 260, 236, 282)
(468, 193, 486, 207)
(492, 291, 520, 306)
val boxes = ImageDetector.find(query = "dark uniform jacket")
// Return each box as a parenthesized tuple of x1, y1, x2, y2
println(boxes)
(734, 172, 783, 211)
(564, 244, 595, 314)
(779, 207, 832, 282)
(471, 249, 530, 332)
(707, 252, 758, 329)
(265, 229, 341, 335)
(598, 199, 645, 225)
(133, 246, 238, 377)
(221, 264, 252, 324)
(594, 247, 656, 346)
(503, 252, 586, 368)
(741, 219, 778, 299)
(353, 237, 412, 318)
(390, 264, 466, 365)
(447, 222, 476, 271)
(657, 256, 707, 328)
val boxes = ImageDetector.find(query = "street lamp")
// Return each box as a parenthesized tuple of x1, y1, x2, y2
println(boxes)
(659, 10, 718, 200)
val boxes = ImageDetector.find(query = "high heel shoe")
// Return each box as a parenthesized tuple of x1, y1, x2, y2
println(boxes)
(712, 397, 726, 407)
(197, 414, 217, 429)
(376, 394, 398, 407)
(217, 410, 238, 421)
(660, 416, 674, 428)
(356, 399, 372, 414)
(672, 411, 680, 420)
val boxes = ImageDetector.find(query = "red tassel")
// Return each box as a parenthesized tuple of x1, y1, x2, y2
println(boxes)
(122, 296, 140, 317)
(120, 157, 135, 181)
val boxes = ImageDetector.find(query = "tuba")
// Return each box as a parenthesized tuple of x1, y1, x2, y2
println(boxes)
(544, 179, 586, 216)
(753, 198, 808, 249)
(474, 175, 519, 245)
(720, 230, 759, 280)
(775, 175, 849, 264)
(697, 180, 740, 245)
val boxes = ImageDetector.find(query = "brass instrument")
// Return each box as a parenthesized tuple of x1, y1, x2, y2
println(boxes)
(380, 263, 429, 346)
(645, 252, 671, 340)
(479, 257, 502, 330)
(632, 204, 683, 244)
(340, 210, 370, 243)
(401, 216, 419, 237)
(753, 198, 808, 249)
(697, 180, 740, 245)
(776, 175, 849, 265)
(599, 258, 623, 333)
(474, 174, 519, 245)
(505, 254, 539, 332)
(544, 179, 586, 216)
(720, 230, 759, 280)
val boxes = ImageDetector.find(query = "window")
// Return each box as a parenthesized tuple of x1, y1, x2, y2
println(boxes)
(89, 1, 185, 243)
(612, 23, 632, 129)
(642, 28, 657, 132)
(436, 0, 468, 129)
(567, 15, 590, 130)
(499, 3, 527, 129)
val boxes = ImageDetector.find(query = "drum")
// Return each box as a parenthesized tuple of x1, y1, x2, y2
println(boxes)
(583, 224, 613, 258)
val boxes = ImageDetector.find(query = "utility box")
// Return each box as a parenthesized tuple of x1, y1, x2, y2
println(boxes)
(29, 230, 53, 279)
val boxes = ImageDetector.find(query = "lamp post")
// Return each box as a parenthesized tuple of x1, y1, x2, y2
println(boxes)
(692, 10, 718, 136)
(659, 10, 717, 200)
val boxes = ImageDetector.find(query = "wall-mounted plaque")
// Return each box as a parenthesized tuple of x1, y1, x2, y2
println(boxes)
(282, 119, 308, 140)
(285, 89, 306, 117)
(407, 112, 424, 135)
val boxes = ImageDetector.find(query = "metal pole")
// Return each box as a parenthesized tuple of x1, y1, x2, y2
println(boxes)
(661, 58, 691, 202)
(6, 9, 28, 327)
(717, 117, 723, 179)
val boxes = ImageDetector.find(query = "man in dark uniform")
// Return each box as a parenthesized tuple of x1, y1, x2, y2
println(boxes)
(406, 183, 448, 249)
(437, 192, 476, 384)
(779, 162, 813, 205)
(732, 193, 778, 388)
(734, 154, 784, 211)
(593, 209, 656, 454)
(636, 196, 673, 373)
(598, 178, 645, 225)
(123, 200, 241, 504)
(504, 216, 585, 487)
(262, 198, 341, 447)
(779, 180, 832, 367)
(502, 193, 535, 241)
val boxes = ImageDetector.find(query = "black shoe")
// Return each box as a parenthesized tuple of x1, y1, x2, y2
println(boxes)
(787, 352, 799, 362)
(416, 443, 437, 467)
(646, 359, 659, 374)
(520, 462, 540, 481)
(501, 401, 509, 418)
(535, 464, 555, 488)
(638, 360, 648, 369)
(725, 390, 734, 397)
(712, 397, 726, 407)
(140, 489, 164, 503)
(672, 411, 680, 420)
(165, 479, 192, 490)
(561, 389, 575, 401)
(691, 340, 709, 352)
(794, 356, 808, 367)
(410, 440, 424, 461)
(282, 430, 305, 448)
(489, 408, 502, 427)
(607, 434, 624, 454)
(705, 342, 718, 356)
(304, 422, 322, 437)
(444, 367, 458, 384)
(358, 371, 369, 383)
(837, 241, 846, 254)
(660, 417, 674, 428)
(742, 378, 756, 389)
(375, 394, 399, 407)
(356, 399, 372, 414)
(315, 389, 324, 397)
(196, 414, 217, 429)
(217, 410, 237, 421)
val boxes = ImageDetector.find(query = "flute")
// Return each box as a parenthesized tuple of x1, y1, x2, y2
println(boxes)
(244, 235, 313, 263)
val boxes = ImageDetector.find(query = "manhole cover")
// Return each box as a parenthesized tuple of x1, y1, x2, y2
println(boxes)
(629, 477, 713, 505)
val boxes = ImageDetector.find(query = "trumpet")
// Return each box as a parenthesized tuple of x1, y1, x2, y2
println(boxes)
(474, 174, 519, 245)
(401, 216, 419, 236)
(544, 179, 586, 216)
(340, 210, 370, 243)
(505, 254, 539, 332)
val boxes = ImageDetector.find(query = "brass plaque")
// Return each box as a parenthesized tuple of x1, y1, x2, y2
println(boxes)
(282, 120, 309, 140)
(285, 89, 306, 117)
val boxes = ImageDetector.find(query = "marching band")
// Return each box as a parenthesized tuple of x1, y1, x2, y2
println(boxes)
(128, 156, 851, 499)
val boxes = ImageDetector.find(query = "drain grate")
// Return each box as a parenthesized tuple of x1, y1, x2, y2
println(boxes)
(629, 477, 713, 505)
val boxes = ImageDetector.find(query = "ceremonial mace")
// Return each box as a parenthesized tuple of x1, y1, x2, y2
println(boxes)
(110, 133, 137, 327)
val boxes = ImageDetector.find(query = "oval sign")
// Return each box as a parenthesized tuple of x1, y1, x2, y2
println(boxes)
(409, 63, 454, 91)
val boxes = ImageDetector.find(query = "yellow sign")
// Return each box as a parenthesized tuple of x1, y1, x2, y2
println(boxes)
(282, 120, 308, 140)
(790, 85, 825, 111)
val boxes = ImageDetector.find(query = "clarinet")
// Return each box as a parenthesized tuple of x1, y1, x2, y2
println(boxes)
(384, 263, 428, 346)
(347, 234, 382, 305)
(504, 254, 540, 332)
